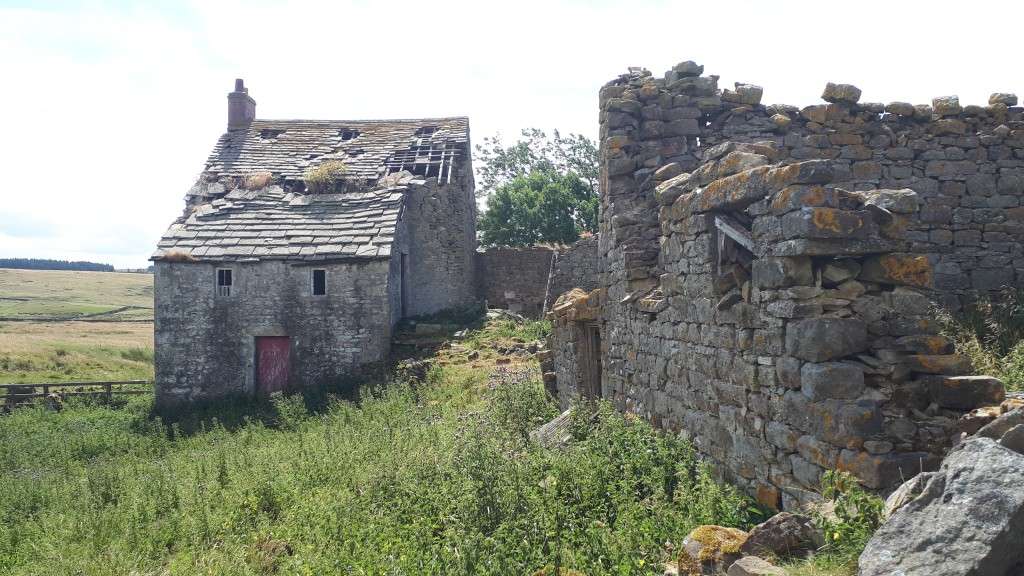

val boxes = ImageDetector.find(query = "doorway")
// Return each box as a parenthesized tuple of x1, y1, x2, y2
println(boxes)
(255, 336, 291, 395)
(581, 324, 602, 400)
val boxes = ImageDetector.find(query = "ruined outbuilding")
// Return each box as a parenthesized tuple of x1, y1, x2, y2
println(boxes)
(152, 80, 477, 407)
(547, 61, 1022, 508)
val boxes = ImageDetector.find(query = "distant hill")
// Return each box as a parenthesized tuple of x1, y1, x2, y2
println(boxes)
(0, 258, 115, 272)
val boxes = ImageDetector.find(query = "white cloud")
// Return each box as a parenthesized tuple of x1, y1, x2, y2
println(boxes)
(0, 0, 1021, 267)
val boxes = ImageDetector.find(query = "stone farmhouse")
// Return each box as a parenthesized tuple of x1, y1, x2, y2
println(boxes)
(152, 80, 477, 407)
(545, 61, 1022, 509)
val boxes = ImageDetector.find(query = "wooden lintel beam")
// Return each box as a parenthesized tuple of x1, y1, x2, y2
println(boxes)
(714, 214, 754, 252)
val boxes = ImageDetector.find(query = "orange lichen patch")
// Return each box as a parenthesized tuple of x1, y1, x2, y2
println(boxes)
(835, 450, 876, 480)
(905, 354, 972, 375)
(639, 81, 660, 99)
(771, 185, 827, 212)
(860, 253, 933, 288)
(756, 484, 781, 510)
(765, 164, 800, 189)
(696, 166, 770, 212)
(810, 207, 863, 235)
(1002, 397, 1024, 413)
(549, 288, 605, 322)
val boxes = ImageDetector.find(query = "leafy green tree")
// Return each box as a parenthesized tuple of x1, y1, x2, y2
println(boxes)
(479, 171, 597, 247)
(476, 129, 599, 246)
(475, 129, 598, 198)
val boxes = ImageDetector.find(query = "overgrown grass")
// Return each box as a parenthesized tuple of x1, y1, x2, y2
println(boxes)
(941, 287, 1024, 391)
(0, 321, 153, 383)
(1, 360, 760, 575)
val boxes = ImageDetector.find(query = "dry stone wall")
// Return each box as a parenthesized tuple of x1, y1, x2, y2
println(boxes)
(477, 246, 555, 318)
(545, 235, 602, 311)
(550, 61, 1020, 509)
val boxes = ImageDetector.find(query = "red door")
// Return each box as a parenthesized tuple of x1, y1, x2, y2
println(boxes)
(255, 336, 291, 395)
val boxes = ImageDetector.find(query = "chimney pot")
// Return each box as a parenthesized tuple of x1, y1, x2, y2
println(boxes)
(227, 78, 256, 130)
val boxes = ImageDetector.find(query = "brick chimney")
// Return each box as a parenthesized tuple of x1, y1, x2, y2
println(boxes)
(227, 79, 256, 130)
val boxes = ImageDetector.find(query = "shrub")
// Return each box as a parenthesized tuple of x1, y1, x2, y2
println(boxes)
(119, 348, 153, 363)
(303, 160, 347, 193)
(814, 470, 884, 558)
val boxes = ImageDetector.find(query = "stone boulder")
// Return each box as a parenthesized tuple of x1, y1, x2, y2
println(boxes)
(727, 556, 788, 576)
(739, 512, 821, 558)
(677, 525, 748, 575)
(858, 437, 1024, 576)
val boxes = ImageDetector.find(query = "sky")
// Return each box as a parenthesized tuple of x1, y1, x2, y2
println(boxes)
(0, 0, 1021, 269)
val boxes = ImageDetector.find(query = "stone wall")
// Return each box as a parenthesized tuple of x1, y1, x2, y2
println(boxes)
(550, 61, 1019, 509)
(155, 259, 392, 407)
(477, 246, 555, 318)
(599, 62, 1023, 310)
(402, 168, 479, 317)
(546, 235, 602, 311)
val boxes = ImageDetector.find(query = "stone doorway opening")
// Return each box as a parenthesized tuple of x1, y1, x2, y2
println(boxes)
(581, 323, 602, 400)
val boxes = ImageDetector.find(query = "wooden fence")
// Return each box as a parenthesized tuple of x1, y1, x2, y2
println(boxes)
(1, 380, 153, 406)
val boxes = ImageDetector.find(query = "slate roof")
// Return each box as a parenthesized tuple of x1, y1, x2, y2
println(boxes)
(203, 117, 469, 181)
(154, 185, 407, 262)
(154, 115, 471, 263)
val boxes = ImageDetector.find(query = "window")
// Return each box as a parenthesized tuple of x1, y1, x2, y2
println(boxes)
(311, 269, 326, 296)
(339, 128, 360, 141)
(217, 268, 233, 297)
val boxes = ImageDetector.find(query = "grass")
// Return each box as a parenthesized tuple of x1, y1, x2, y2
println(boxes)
(0, 317, 770, 575)
(941, 287, 1024, 392)
(0, 269, 152, 321)
(0, 321, 153, 383)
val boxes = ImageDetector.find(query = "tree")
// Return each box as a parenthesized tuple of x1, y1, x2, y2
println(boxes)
(475, 129, 599, 246)
(478, 171, 597, 247)
(474, 129, 598, 198)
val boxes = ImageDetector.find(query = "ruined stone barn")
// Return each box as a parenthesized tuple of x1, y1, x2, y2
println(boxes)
(152, 80, 477, 406)
(545, 61, 1022, 510)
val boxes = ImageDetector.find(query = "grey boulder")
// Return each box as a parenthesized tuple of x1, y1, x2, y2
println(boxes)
(858, 437, 1024, 576)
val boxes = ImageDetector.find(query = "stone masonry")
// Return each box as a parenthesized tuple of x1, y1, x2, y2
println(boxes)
(477, 246, 555, 318)
(153, 81, 478, 407)
(548, 61, 1020, 510)
(545, 235, 601, 311)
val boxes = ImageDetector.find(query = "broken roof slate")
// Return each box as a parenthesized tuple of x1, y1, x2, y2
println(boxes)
(203, 117, 469, 181)
(153, 185, 407, 262)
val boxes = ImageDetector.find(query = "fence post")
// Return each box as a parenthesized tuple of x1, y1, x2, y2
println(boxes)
(105, 382, 112, 403)
(43, 384, 49, 396)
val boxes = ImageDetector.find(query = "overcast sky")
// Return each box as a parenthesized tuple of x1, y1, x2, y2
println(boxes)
(1, 0, 1021, 268)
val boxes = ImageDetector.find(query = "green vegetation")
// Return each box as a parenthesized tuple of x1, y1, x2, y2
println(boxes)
(0, 321, 766, 575)
(479, 171, 598, 247)
(475, 129, 598, 247)
(303, 160, 348, 193)
(941, 287, 1024, 391)
(0, 268, 152, 321)
(780, 471, 884, 575)
(0, 321, 153, 383)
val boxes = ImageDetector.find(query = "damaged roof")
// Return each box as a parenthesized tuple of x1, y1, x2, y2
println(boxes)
(154, 184, 409, 262)
(204, 117, 469, 182)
